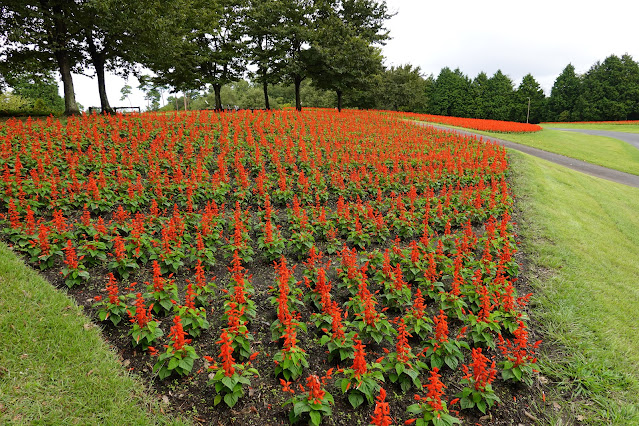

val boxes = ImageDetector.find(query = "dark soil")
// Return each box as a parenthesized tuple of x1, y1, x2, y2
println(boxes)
(26, 212, 552, 426)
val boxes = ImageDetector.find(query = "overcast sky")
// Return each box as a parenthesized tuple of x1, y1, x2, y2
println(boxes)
(69, 0, 639, 110)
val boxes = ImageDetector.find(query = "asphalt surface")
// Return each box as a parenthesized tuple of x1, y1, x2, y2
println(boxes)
(413, 122, 639, 189)
(551, 128, 639, 150)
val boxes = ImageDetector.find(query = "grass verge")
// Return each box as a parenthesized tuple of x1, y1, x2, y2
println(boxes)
(542, 123, 639, 133)
(509, 149, 639, 424)
(480, 128, 639, 176)
(0, 243, 186, 425)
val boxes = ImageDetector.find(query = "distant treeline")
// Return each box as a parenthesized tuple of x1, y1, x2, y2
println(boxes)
(425, 54, 639, 123)
(158, 53, 639, 124)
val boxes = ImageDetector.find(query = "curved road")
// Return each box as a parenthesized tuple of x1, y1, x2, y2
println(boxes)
(413, 122, 639, 189)
(551, 128, 639, 150)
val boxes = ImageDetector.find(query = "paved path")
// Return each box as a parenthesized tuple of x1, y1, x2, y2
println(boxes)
(551, 128, 639, 150)
(413, 122, 639, 189)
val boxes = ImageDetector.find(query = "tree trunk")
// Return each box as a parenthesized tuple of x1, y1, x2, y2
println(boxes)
(95, 59, 112, 113)
(213, 84, 222, 110)
(337, 90, 342, 112)
(87, 31, 112, 113)
(44, 1, 79, 115)
(262, 72, 270, 110)
(55, 51, 79, 115)
(294, 76, 302, 112)
(184, 93, 188, 111)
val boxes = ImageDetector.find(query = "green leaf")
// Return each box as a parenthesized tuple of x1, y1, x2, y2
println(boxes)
(395, 363, 405, 376)
(348, 392, 364, 408)
(477, 399, 487, 414)
(513, 366, 523, 381)
(168, 357, 179, 370)
(309, 410, 322, 426)
(460, 397, 474, 410)
(293, 401, 310, 416)
(224, 392, 238, 408)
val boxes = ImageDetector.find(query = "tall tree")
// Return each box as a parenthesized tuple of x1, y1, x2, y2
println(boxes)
(140, 0, 247, 110)
(306, 0, 390, 111)
(246, 0, 288, 109)
(574, 54, 639, 121)
(485, 70, 515, 121)
(1, 0, 82, 115)
(77, 0, 161, 112)
(279, 0, 315, 111)
(429, 67, 473, 117)
(514, 74, 546, 123)
(469, 72, 489, 119)
(547, 63, 581, 121)
(375, 64, 429, 112)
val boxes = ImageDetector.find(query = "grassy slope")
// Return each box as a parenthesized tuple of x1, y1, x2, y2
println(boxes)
(542, 123, 639, 133)
(0, 243, 185, 425)
(509, 149, 639, 424)
(480, 128, 639, 176)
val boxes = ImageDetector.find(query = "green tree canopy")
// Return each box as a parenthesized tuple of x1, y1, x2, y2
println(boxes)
(514, 74, 546, 123)
(430, 67, 473, 117)
(1, 0, 82, 115)
(485, 70, 515, 121)
(575, 54, 639, 121)
(547, 63, 581, 121)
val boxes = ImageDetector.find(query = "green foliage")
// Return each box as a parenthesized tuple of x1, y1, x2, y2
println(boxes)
(207, 363, 259, 408)
(153, 344, 198, 380)
(514, 74, 546, 124)
(430, 67, 473, 117)
(547, 63, 581, 121)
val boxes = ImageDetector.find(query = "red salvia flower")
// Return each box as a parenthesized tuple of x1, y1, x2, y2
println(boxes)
(433, 310, 449, 346)
(424, 367, 446, 411)
(113, 234, 126, 261)
(129, 292, 153, 328)
(168, 315, 190, 352)
(63, 239, 79, 269)
(185, 280, 196, 310)
(396, 319, 412, 364)
(305, 374, 326, 404)
(106, 272, 120, 305)
(370, 387, 392, 426)
(461, 347, 497, 391)
(217, 329, 236, 377)
(411, 288, 426, 319)
(36, 224, 50, 255)
(351, 336, 368, 380)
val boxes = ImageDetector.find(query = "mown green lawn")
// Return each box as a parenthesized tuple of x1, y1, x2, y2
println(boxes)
(508, 149, 639, 424)
(0, 243, 186, 425)
(542, 123, 639, 133)
(481, 128, 639, 176)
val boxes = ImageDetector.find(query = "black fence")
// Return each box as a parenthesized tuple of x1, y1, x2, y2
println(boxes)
(88, 106, 141, 114)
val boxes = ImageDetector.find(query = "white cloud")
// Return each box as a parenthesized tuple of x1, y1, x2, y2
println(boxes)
(382, 0, 639, 94)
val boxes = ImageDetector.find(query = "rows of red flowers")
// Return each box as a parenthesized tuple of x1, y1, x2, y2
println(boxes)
(0, 110, 539, 424)
(401, 112, 543, 133)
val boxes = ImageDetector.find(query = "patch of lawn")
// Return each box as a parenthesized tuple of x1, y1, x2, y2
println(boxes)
(483, 128, 639, 176)
(542, 122, 639, 133)
(509, 149, 639, 424)
(0, 243, 185, 425)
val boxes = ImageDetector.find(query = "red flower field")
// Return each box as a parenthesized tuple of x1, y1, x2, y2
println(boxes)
(403, 112, 543, 133)
(0, 110, 541, 424)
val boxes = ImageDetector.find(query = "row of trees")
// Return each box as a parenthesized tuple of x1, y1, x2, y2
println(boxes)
(426, 54, 639, 123)
(0, 0, 391, 115)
